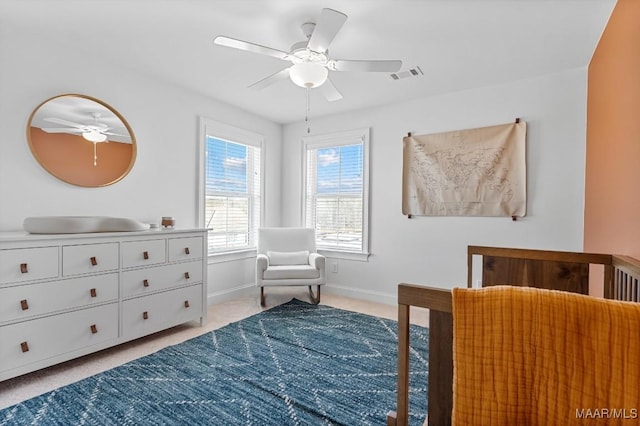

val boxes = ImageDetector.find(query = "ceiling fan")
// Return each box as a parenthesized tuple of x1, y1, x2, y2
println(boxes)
(213, 8, 402, 101)
(40, 112, 131, 166)
(41, 112, 128, 143)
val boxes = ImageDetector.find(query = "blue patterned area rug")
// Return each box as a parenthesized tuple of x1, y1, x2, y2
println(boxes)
(1, 299, 428, 425)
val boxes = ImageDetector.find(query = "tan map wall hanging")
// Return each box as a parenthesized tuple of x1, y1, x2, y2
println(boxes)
(402, 120, 526, 217)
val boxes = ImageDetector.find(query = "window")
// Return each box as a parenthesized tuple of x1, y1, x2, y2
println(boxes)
(303, 128, 369, 258)
(199, 118, 263, 256)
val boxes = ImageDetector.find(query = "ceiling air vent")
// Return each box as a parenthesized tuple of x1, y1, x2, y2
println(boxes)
(390, 66, 424, 81)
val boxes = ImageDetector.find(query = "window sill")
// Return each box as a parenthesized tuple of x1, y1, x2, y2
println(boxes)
(208, 248, 256, 264)
(207, 248, 369, 263)
(317, 249, 370, 262)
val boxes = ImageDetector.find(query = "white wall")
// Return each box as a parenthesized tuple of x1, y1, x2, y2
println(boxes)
(282, 68, 588, 304)
(1, 20, 589, 306)
(0, 24, 282, 301)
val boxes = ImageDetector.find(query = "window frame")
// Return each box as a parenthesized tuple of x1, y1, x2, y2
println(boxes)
(197, 117, 265, 262)
(302, 127, 370, 261)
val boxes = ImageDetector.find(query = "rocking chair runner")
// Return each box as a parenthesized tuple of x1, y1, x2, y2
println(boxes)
(255, 227, 326, 307)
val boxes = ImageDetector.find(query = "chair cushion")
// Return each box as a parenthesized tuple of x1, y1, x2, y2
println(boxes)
(258, 228, 316, 254)
(263, 265, 320, 280)
(267, 250, 309, 266)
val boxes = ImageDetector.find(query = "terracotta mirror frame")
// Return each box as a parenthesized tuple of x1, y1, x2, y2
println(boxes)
(27, 94, 137, 187)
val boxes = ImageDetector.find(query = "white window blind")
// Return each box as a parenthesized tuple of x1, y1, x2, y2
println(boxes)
(204, 136, 261, 254)
(304, 129, 369, 254)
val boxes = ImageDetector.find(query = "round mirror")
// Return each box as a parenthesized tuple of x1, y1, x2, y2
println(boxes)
(27, 94, 137, 187)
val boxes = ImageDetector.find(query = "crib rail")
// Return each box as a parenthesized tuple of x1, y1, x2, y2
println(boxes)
(386, 284, 452, 426)
(467, 245, 612, 296)
(612, 255, 640, 302)
(388, 247, 640, 426)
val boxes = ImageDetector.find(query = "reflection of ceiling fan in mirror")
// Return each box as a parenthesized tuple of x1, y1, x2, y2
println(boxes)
(41, 112, 130, 166)
(42, 112, 129, 143)
(213, 8, 403, 101)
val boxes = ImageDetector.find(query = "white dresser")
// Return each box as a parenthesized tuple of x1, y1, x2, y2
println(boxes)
(0, 228, 208, 381)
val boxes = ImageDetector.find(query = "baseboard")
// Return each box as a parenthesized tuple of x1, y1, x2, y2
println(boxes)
(207, 283, 256, 305)
(207, 282, 398, 306)
(323, 283, 397, 306)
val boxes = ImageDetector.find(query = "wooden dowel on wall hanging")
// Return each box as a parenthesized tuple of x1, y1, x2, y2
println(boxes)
(406, 132, 412, 218)
(513, 119, 520, 220)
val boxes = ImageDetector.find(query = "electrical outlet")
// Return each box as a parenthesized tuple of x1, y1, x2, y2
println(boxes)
(331, 261, 338, 273)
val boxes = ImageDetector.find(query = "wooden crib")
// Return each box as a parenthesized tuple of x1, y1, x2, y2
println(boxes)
(387, 246, 640, 426)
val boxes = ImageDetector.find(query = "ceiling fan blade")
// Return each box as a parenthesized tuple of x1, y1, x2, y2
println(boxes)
(330, 59, 402, 72)
(322, 77, 343, 102)
(213, 36, 290, 61)
(248, 67, 291, 91)
(307, 8, 347, 53)
(41, 127, 83, 133)
(43, 117, 86, 129)
(103, 131, 131, 138)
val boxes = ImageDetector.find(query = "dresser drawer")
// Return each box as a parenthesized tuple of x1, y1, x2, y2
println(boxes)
(168, 236, 203, 262)
(62, 243, 119, 276)
(0, 303, 118, 373)
(122, 284, 202, 340)
(122, 239, 166, 269)
(0, 246, 58, 285)
(0, 273, 118, 324)
(121, 261, 203, 299)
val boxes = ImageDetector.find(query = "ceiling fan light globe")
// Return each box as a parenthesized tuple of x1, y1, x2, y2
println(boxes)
(289, 62, 328, 88)
(83, 130, 107, 143)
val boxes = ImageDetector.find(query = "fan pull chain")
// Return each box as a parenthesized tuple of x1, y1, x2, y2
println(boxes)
(93, 142, 97, 166)
(305, 87, 311, 134)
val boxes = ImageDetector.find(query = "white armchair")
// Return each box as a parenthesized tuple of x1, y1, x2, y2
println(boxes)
(256, 227, 326, 307)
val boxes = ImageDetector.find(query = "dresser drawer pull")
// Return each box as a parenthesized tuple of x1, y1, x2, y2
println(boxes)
(184, 272, 190, 280)
(143, 251, 149, 260)
(20, 299, 29, 310)
(184, 300, 190, 308)
(90, 288, 97, 298)
(184, 247, 190, 255)
(143, 279, 150, 287)
(143, 311, 149, 320)
(90, 324, 98, 334)
(21, 342, 29, 353)
(20, 263, 28, 274)
(90, 256, 98, 266)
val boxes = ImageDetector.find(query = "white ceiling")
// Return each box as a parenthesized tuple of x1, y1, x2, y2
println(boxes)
(30, 95, 132, 144)
(0, 0, 615, 124)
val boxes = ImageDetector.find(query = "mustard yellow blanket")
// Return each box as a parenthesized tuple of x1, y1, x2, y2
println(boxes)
(452, 286, 640, 425)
